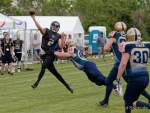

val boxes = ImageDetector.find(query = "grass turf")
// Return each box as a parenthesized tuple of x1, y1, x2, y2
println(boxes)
(0, 56, 149, 113)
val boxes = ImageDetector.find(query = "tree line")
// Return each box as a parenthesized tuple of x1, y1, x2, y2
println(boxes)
(1, 0, 150, 40)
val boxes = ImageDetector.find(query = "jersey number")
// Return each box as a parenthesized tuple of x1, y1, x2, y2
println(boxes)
(133, 51, 148, 63)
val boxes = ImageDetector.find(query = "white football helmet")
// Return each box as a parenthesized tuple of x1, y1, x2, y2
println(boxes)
(127, 28, 141, 41)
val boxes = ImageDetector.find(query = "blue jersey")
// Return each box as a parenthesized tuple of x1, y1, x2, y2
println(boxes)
(111, 32, 126, 63)
(70, 48, 88, 70)
(124, 41, 150, 78)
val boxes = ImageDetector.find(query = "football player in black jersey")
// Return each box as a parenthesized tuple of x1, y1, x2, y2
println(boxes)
(0, 32, 14, 75)
(13, 32, 24, 72)
(30, 11, 73, 93)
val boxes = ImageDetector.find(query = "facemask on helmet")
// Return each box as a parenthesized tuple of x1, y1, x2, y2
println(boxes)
(50, 21, 60, 33)
(127, 28, 141, 42)
(114, 21, 127, 32)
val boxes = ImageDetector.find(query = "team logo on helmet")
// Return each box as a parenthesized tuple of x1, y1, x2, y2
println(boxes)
(50, 21, 60, 33)
(127, 28, 141, 42)
(114, 21, 127, 32)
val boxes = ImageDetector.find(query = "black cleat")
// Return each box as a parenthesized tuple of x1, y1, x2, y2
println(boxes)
(99, 100, 108, 107)
(66, 85, 74, 94)
(69, 87, 74, 94)
(31, 83, 38, 89)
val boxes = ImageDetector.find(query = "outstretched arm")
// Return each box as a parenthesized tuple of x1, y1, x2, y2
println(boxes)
(29, 11, 46, 35)
(54, 46, 74, 59)
(54, 51, 71, 59)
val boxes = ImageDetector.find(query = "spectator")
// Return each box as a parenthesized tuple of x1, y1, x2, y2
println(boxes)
(0, 32, 14, 75)
(97, 32, 107, 60)
(13, 32, 24, 72)
(32, 32, 41, 63)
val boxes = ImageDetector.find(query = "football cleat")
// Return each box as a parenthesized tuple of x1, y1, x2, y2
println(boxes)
(114, 80, 123, 96)
(31, 83, 38, 89)
(99, 100, 108, 107)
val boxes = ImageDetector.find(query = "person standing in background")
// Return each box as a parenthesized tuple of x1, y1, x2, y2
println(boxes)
(32, 32, 41, 63)
(0, 32, 14, 75)
(13, 32, 24, 72)
(97, 32, 107, 60)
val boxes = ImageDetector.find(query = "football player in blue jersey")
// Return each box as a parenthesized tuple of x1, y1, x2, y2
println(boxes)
(29, 11, 73, 93)
(54, 41, 119, 92)
(117, 28, 150, 113)
(100, 21, 127, 106)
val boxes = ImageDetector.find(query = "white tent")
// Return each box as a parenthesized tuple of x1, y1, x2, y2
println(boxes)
(11, 16, 84, 47)
(0, 13, 26, 30)
(0, 13, 14, 29)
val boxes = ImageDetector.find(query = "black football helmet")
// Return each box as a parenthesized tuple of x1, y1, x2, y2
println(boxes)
(50, 21, 60, 33)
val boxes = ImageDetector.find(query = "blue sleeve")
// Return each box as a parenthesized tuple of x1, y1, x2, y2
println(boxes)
(113, 32, 121, 40)
(125, 44, 134, 54)
(146, 44, 150, 56)
(145, 43, 150, 50)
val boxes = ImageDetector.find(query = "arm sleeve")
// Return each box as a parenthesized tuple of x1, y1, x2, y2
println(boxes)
(125, 44, 133, 54)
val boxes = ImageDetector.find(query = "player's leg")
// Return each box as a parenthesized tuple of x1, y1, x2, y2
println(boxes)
(84, 62, 106, 86)
(124, 75, 150, 103)
(16, 53, 22, 72)
(124, 76, 149, 113)
(47, 63, 73, 93)
(0, 63, 5, 75)
(7, 54, 14, 75)
(100, 65, 118, 106)
(0, 54, 6, 75)
(31, 63, 46, 88)
(8, 63, 13, 75)
(133, 76, 150, 109)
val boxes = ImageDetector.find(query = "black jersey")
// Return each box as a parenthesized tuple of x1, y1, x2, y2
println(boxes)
(13, 39, 23, 53)
(1, 39, 14, 54)
(41, 28, 61, 54)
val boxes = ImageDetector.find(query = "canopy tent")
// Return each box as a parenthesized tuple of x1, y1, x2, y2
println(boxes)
(0, 13, 26, 30)
(11, 16, 84, 47)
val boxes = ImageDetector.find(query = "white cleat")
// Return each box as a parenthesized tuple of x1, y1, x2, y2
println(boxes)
(114, 80, 123, 96)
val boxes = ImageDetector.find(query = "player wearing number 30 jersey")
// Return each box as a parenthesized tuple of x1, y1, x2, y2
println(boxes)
(117, 28, 150, 113)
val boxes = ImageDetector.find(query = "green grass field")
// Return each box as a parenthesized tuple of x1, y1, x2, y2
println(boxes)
(0, 57, 149, 113)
